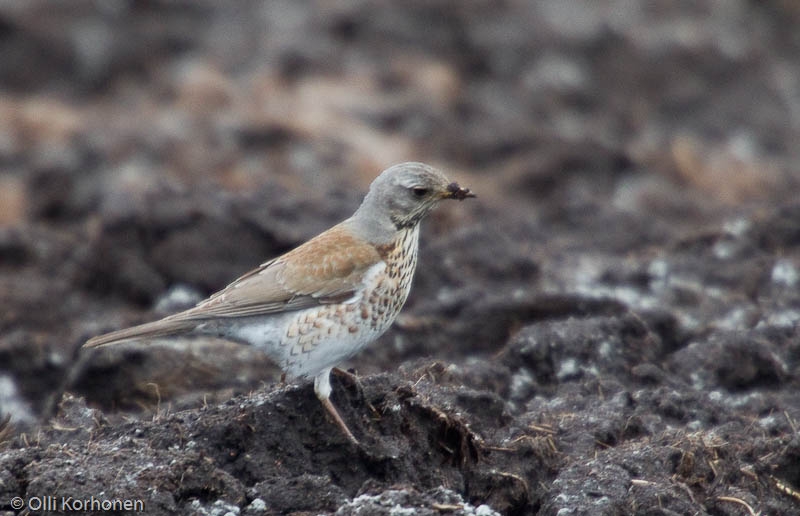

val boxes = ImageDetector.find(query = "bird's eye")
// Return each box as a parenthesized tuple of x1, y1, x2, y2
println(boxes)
(411, 187, 428, 197)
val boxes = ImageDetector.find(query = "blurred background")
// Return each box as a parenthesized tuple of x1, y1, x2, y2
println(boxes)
(1, 0, 800, 424)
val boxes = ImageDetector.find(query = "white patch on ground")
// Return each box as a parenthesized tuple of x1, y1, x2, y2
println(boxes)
(0, 374, 34, 425)
(771, 258, 798, 287)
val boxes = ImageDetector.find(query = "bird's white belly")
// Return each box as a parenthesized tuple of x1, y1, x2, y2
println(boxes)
(223, 303, 397, 379)
(211, 227, 418, 380)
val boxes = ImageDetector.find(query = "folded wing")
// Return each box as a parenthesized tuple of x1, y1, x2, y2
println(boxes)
(84, 222, 383, 348)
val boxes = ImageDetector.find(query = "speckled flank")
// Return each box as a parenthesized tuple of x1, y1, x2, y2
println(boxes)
(370, 226, 419, 330)
(276, 225, 419, 376)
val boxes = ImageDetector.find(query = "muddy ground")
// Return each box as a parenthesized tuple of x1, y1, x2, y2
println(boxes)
(2, 1, 800, 515)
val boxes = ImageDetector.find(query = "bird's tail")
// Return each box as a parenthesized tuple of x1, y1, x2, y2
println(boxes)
(83, 316, 198, 349)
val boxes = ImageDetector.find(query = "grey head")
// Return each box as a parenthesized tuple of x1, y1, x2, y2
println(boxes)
(349, 162, 475, 243)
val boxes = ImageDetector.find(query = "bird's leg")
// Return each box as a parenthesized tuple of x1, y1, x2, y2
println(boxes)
(332, 367, 357, 383)
(332, 367, 378, 416)
(314, 368, 359, 445)
(332, 367, 362, 398)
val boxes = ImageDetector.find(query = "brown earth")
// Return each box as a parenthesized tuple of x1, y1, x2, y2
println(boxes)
(1, 1, 800, 515)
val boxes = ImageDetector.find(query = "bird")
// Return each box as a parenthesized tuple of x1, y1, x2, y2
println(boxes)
(84, 162, 475, 444)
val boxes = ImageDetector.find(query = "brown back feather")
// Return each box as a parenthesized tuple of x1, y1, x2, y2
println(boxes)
(84, 221, 383, 348)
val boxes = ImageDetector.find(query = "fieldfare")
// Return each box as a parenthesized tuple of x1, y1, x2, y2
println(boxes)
(85, 162, 475, 444)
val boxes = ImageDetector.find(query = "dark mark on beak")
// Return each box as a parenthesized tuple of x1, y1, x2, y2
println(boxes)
(446, 182, 476, 201)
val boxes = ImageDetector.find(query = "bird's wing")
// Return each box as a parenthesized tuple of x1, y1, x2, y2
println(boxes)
(83, 222, 385, 349)
(172, 222, 384, 320)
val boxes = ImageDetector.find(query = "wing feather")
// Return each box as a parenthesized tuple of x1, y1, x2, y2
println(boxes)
(174, 222, 382, 320)
(84, 221, 383, 348)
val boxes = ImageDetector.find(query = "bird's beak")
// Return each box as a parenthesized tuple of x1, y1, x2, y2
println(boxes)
(445, 182, 476, 201)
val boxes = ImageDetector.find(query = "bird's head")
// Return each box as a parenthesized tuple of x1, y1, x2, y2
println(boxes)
(356, 162, 475, 232)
